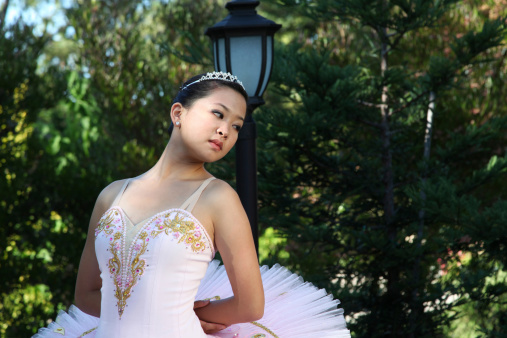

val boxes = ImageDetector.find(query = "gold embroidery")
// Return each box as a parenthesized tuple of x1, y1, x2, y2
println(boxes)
(95, 208, 117, 237)
(53, 327, 65, 335)
(110, 230, 149, 318)
(251, 335, 266, 338)
(98, 209, 210, 319)
(202, 295, 221, 301)
(77, 326, 98, 337)
(108, 232, 122, 277)
(107, 231, 124, 317)
(250, 321, 279, 338)
(150, 212, 206, 252)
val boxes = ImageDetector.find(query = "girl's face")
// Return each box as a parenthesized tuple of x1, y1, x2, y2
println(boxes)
(173, 86, 247, 163)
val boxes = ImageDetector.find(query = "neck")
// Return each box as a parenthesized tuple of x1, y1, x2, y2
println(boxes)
(144, 138, 208, 182)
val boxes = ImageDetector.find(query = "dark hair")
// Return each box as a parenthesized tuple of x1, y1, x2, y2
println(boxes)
(173, 73, 248, 108)
(168, 73, 248, 134)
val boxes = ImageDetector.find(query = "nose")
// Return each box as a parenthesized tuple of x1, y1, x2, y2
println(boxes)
(217, 125, 229, 138)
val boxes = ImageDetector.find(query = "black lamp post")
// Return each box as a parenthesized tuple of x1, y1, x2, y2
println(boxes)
(205, 0, 281, 254)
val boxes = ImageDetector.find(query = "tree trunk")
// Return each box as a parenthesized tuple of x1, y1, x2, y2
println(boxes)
(409, 91, 436, 337)
(379, 24, 398, 335)
(0, 0, 10, 31)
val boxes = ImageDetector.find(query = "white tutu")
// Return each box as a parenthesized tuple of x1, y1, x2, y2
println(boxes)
(32, 305, 99, 338)
(33, 261, 350, 338)
(199, 261, 350, 338)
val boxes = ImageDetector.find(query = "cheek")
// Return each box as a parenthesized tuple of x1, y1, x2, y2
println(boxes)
(229, 131, 239, 141)
(227, 136, 239, 150)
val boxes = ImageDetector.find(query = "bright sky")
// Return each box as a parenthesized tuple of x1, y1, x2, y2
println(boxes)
(5, 0, 72, 35)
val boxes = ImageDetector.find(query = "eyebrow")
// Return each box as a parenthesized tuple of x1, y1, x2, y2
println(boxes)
(215, 103, 230, 112)
(215, 103, 245, 121)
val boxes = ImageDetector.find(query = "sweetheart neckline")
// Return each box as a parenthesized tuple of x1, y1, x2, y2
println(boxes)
(101, 206, 215, 254)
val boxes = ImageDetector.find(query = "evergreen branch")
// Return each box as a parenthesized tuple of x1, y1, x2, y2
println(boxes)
(388, 27, 409, 51)
(350, 104, 382, 128)
(458, 157, 507, 195)
(298, 145, 337, 173)
(390, 89, 430, 116)
(491, 48, 507, 79)
(357, 100, 382, 109)
(354, 118, 382, 129)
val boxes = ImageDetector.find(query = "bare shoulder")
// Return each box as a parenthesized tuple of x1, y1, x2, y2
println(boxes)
(200, 178, 247, 227)
(96, 179, 128, 209)
(89, 179, 130, 226)
(202, 179, 240, 206)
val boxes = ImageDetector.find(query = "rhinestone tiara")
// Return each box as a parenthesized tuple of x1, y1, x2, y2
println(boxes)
(181, 71, 245, 91)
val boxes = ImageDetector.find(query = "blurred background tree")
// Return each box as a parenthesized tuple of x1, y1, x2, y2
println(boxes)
(0, 0, 226, 336)
(256, 0, 507, 336)
(0, 0, 506, 337)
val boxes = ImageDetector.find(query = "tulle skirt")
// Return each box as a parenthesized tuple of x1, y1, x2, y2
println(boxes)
(33, 261, 350, 338)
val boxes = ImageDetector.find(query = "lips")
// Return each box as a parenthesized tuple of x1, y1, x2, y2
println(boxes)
(209, 139, 223, 151)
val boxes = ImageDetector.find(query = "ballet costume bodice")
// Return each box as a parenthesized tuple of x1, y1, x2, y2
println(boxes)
(94, 177, 216, 337)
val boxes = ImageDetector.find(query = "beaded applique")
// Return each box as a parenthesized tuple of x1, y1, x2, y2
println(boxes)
(95, 209, 118, 237)
(251, 322, 278, 338)
(150, 212, 207, 252)
(77, 327, 98, 337)
(95, 207, 210, 319)
(107, 229, 148, 318)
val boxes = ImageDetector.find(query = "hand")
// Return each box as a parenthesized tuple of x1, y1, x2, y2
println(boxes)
(194, 300, 228, 334)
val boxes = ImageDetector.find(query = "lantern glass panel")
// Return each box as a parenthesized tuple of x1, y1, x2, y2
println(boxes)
(230, 36, 263, 97)
(258, 35, 272, 97)
(214, 38, 227, 72)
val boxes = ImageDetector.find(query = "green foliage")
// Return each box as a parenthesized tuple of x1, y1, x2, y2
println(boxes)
(3, 0, 507, 337)
(257, 0, 507, 336)
(0, 0, 228, 336)
(0, 19, 62, 336)
(258, 227, 290, 265)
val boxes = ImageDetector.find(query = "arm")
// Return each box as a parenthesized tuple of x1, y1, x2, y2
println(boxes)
(194, 300, 228, 333)
(74, 180, 125, 317)
(194, 181, 264, 325)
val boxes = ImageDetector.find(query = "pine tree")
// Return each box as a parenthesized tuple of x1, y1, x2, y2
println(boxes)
(257, 1, 507, 336)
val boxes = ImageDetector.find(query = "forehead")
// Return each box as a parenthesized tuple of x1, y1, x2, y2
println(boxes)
(206, 86, 244, 99)
(199, 87, 247, 115)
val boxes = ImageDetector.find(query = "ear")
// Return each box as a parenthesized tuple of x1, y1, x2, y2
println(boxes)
(170, 102, 184, 125)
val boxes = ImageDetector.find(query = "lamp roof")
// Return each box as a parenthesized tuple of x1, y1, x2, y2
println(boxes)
(205, 0, 281, 37)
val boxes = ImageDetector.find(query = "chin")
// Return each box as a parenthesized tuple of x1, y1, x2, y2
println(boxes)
(205, 156, 225, 164)
(206, 151, 229, 163)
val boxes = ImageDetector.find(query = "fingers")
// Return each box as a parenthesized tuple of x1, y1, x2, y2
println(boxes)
(193, 299, 210, 309)
(199, 320, 227, 334)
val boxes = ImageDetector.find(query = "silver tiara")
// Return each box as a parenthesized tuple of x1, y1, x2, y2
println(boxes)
(181, 71, 245, 91)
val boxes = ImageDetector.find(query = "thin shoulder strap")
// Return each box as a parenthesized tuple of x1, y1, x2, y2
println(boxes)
(179, 177, 216, 212)
(111, 179, 131, 207)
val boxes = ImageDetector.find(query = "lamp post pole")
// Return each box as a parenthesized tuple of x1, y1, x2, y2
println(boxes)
(235, 105, 258, 252)
(205, 0, 281, 255)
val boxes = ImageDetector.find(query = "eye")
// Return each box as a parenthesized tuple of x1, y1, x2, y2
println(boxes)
(233, 124, 242, 131)
(212, 110, 223, 119)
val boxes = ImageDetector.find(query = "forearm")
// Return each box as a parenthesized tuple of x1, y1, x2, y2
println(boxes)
(75, 289, 101, 317)
(194, 296, 263, 326)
